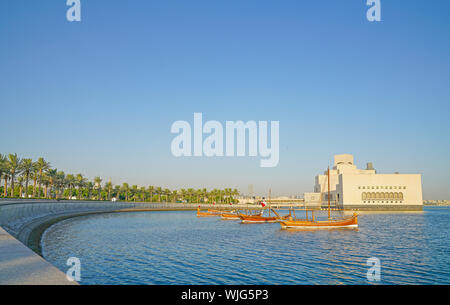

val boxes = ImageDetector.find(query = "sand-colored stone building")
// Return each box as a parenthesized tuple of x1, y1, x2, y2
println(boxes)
(305, 154, 423, 211)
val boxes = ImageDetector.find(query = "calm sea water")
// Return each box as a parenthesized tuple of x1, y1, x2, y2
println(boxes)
(41, 207, 450, 285)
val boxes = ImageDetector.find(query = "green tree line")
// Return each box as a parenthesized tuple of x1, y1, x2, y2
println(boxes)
(0, 153, 240, 203)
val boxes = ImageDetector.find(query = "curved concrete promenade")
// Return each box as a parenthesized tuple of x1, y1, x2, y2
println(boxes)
(0, 199, 245, 284)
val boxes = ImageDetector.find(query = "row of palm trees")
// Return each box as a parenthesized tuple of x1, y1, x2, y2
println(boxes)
(0, 153, 240, 203)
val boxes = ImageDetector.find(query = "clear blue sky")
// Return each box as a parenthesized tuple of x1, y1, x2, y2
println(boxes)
(1, 1, 449, 199)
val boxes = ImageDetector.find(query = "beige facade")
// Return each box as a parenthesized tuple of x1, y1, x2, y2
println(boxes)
(305, 154, 423, 211)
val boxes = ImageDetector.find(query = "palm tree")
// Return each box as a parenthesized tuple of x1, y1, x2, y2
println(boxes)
(172, 190, 178, 203)
(156, 187, 162, 202)
(41, 174, 50, 198)
(3, 172, 9, 197)
(76, 174, 87, 200)
(32, 164, 39, 197)
(231, 188, 239, 204)
(35, 157, 50, 198)
(131, 185, 138, 202)
(163, 188, 171, 202)
(94, 176, 102, 200)
(86, 181, 94, 199)
(55, 171, 65, 199)
(122, 183, 129, 201)
(46, 169, 58, 199)
(8, 153, 23, 197)
(105, 180, 113, 200)
(17, 176, 25, 197)
(0, 154, 8, 197)
(202, 188, 208, 203)
(20, 158, 34, 198)
(184, 188, 191, 203)
(180, 188, 187, 202)
(113, 185, 120, 200)
(140, 186, 146, 202)
(147, 186, 154, 202)
(65, 174, 76, 199)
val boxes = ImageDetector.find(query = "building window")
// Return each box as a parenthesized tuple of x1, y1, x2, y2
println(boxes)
(399, 192, 404, 200)
(362, 192, 367, 200)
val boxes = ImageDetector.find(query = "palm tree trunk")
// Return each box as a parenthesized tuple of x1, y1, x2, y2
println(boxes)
(4, 177, 8, 197)
(33, 175, 37, 197)
(25, 173, 30, 197)
(38, 169, 42, 198)
(11, 174, 15, 197)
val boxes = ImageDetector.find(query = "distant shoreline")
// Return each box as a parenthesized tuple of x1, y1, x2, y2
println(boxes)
(424, 204, 450, 207)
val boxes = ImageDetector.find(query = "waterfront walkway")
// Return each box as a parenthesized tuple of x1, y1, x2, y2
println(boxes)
(0, 226, 76, 285)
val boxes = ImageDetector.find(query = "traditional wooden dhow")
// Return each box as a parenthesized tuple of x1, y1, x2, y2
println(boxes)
(280, 167, 358, 229)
